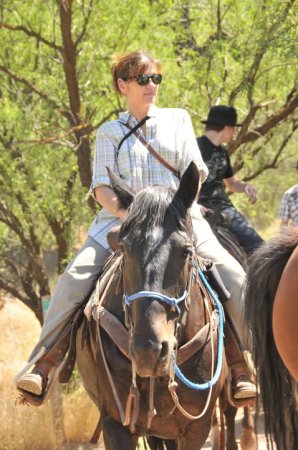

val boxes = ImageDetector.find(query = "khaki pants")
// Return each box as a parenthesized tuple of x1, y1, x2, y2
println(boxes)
(192, 213, 249, 349)
(29, 237, 110, 360)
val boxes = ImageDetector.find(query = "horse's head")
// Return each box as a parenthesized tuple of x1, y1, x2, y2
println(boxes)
(108, 162, 200, 378)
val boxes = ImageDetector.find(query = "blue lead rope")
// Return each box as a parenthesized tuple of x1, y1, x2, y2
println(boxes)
(174, 268, 225, 390)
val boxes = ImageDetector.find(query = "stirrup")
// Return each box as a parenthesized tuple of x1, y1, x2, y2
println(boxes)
(16, 364, 62, 407)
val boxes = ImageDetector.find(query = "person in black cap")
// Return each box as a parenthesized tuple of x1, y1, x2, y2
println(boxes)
(192, 105, 258, 402)
(197, 105, 263, 256)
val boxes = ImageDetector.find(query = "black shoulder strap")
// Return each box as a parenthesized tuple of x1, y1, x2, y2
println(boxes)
(116, 114, 180, 180)
(116, 115, 150, 157)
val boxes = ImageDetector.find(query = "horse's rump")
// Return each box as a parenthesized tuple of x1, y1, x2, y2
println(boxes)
(245, 227, 298, 450)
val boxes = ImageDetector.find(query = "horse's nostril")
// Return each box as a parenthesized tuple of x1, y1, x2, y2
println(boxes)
(160, 341, 169, 361)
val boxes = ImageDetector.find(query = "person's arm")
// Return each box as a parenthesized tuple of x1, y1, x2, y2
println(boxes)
(198, 204, 213, 216)
(94, 185, 128, 220)
(90, 124, 128, 220)
(180, 110, 208, 188)
(278, 192, 290, 229)
(224, 175, 258, 204)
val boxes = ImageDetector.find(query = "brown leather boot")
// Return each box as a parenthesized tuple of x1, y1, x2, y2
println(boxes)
(230, 367, 256, 400)
(224, 322, 256, 400)
(17, 360, 51, 396)
(17, 328, 71, 397)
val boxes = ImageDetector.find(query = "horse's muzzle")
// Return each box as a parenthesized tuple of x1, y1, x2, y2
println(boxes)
(130, 337, 174, 378)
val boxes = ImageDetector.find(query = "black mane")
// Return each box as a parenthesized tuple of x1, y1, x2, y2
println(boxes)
(119, 185, 192, 242)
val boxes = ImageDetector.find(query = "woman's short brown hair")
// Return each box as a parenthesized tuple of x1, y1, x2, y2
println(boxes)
(111, 50, 162, 95)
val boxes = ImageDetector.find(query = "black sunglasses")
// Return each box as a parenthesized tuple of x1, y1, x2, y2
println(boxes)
(133, 74, 163, 86)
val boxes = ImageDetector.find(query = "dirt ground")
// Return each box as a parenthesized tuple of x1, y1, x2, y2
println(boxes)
(0, 295, 272, 450)
(202, 408, 272, 449)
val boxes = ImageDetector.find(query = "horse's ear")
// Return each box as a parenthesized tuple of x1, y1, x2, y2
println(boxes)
(175, 161, 200, 210)
(106, 166, 135, 209)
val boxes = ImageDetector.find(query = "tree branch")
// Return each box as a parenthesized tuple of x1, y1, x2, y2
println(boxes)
(13, 122, 93, 145)
(228, 100, 276, 154)
(0, 278, 29, 304)
(240, 90, 298, 145)
(1, 139, 73, 271)
(75, 0, 94, 48)
(0, 64, 62, 111)
(229, 0, 296, 104)
(243, 122, 298, 181)
(91, 108, 122, 131)
(59, 0, 81, 123)
(0, 21, 62, 51)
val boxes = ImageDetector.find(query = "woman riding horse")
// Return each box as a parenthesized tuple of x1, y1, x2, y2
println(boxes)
(16, 49, 255, 405)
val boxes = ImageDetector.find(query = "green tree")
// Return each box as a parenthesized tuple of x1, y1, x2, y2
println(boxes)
(0, 0, 297, 320)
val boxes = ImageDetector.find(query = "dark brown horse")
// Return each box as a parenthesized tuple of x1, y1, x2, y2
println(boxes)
(244, 227, 298, 450)
(76, 162, 228, 450)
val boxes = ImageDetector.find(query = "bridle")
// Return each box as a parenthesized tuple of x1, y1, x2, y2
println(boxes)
(120, 190, 196, 326)
(121, 245, 225, 422)
(122, 247, 195, 330)
(120, 248, 196, 430)
(95, 213, 224, 432)
(124, 290, 188, 315)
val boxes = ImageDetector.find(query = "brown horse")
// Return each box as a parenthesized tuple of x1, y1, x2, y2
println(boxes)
(244, 227, 298, 450)
(76, 162, 228, 450)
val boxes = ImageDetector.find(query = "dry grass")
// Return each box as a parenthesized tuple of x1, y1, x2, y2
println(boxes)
(0, 296, 100, 450)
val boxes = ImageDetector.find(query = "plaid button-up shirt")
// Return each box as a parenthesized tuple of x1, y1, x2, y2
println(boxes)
(88, 106, 208, 248)
(279, 184, 298, 225)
